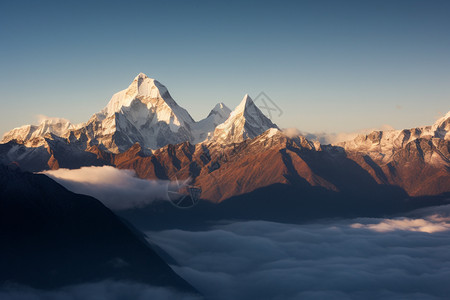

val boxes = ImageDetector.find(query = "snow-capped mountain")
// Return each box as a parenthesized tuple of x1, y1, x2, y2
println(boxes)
(433, 111, 450, 140)
(1, 73, 448, 203)
(2, 118, 75, 147)
(1, 73, 255, 153)
(212, 94, 279, 143)
(191, 102, 232, 143)
(73, 73, 197, 152)
(339, 111, 450, 163)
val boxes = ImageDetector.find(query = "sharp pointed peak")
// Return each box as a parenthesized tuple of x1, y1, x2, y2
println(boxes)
(242, 93, 252, 103)
(206, 102, 232, 119)
(234, 94, 255, 113)
(134, 72, 150, 80)
(212, 102, 230, 111)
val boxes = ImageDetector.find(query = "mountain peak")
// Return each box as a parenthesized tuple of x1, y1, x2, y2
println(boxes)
(134, 72, 149, 80)
(432, 110, 450, 140)
(208, 102, 231, 117)
(91, 74, 195, 152)
(100, 74, 172, 119)
(234, 94, 252, 114)
(213, 102, 227, 111)
(212, 94, 278, 143)
(131, 74, 167, 98)
(433, 111, 450, 126)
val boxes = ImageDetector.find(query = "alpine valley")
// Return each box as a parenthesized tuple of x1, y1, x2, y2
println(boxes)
(1, 73, 450, 228)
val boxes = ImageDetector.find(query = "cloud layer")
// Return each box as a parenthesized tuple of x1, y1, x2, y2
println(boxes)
(149, 209, 450, 300)
(0, 281, 201, 300)
(351, 215, 450, 233)
(284, 124, 395, 144)
(43, 166, 171, 210)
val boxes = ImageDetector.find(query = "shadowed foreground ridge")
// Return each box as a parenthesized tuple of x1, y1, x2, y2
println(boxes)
(0, 165, 197, 294)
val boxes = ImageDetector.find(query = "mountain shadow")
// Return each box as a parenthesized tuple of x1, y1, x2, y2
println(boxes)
(0, 165, 198, 295)
(118, 182, 449, 231)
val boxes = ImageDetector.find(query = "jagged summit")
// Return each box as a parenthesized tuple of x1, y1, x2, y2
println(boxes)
(212, 94, 279, 143)
(135, 72, 148, 79)
(1, 75, 279, 152)
(86, 73, 195, 151)
(99, 73, 188, 122)
(432, 111, 450, 139)
(1, 118, 74, 147)
(191, 102, 231, 143)
(208, 102, 229, 117)
(339, 110, 450, 163)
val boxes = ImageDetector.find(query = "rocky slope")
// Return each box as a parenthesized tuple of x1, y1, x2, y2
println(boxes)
(110, 124, 450, 200)
(336, 112, 450, 197)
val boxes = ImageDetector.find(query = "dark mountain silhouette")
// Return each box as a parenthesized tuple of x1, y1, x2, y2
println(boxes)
(0, 165, 197, 294)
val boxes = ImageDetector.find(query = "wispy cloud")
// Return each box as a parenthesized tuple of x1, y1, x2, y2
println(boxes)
(42, 166, 172, 210)
(284, 124, 395, 144)
(35, 114, 71, 125)
(351, 215, 450, 233)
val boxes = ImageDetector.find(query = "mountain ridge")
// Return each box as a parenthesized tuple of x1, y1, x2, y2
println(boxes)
(0, 73, 449, 207)
(1, 73, 251, 152)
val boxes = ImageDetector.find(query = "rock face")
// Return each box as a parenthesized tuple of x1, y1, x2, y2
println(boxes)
(335, 111, 450, 196)
(0, 165, 197, 293)
(339, 111, 450, 163)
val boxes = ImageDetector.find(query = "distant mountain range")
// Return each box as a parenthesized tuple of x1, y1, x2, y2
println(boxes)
(1, 73, 449, 212)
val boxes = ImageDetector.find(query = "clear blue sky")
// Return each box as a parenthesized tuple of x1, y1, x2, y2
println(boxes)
(1, 0, 449, 136)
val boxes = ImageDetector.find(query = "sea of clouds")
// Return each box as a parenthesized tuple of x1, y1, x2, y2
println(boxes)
(16, 166, 450, 299)
(2, 205, 450, 299)
(149, 205, 450, 300)
(0, 281, 201, 300)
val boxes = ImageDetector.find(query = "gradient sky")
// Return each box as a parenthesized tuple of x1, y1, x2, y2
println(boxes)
(1, 0, 449, 137)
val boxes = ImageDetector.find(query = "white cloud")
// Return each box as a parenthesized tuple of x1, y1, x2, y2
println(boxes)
(351, 216, 450, 233)
(42, 166, 173, 210)
(148, 211, 450, 300)
(35, 114, 71, 125)
(287, 124, 395, 144)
